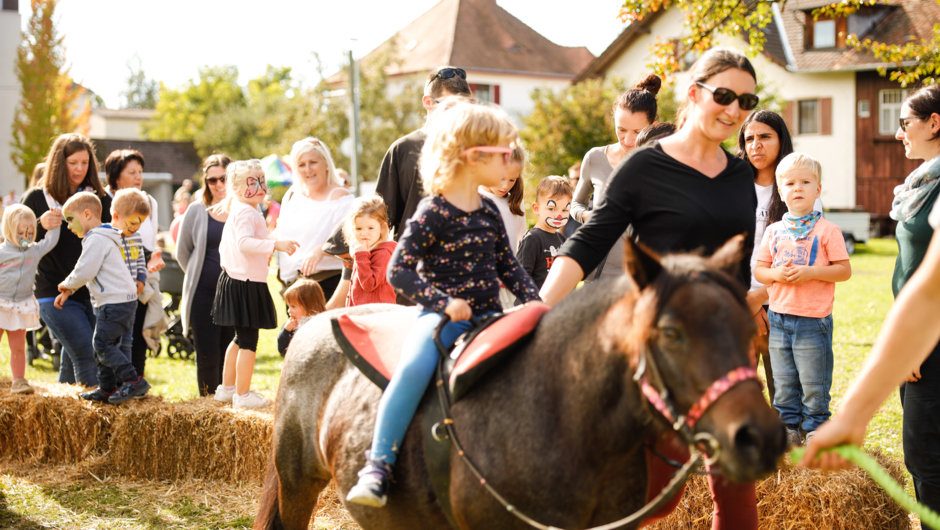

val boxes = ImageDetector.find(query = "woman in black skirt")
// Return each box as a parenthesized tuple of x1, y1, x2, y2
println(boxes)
(209, 159, 298, 410)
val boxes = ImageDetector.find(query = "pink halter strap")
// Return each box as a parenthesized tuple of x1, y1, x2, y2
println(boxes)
(641, 366, 759, 429)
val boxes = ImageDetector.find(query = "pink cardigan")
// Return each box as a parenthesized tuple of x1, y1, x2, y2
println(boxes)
(219, 200, 275, 282)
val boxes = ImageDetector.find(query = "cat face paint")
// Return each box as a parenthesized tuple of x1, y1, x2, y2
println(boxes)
(118, 215, 145, 237)
(15, 220, 34, 247)
(244, 175, 267, 199)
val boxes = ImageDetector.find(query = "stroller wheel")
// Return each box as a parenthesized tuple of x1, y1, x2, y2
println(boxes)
(166, 336, 193, 360)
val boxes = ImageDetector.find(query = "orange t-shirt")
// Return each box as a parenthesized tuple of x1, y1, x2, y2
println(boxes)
(755, 218, 849, 318)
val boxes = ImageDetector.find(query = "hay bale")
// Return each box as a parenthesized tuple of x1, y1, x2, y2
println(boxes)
(0, 382, 113, 463)
(107, 398, 273, 483)
(648, 451, 910, 530)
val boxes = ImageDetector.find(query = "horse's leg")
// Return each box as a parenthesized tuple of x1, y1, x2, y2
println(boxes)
(278, 476, 330, 530)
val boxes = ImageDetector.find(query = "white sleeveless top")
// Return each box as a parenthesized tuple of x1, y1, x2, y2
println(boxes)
(276, 185, 354, 283)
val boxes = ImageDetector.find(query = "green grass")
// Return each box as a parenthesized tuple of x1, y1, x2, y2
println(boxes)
(0, 242, 910, 528)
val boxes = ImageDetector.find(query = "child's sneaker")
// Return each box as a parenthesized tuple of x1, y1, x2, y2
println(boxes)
(80, 388, 115, 403)
(785, 426, 803, 448)
(11, 378, 34, 395)
(232, 390, 271, 409)
(213, 384, 236, 403)
(109, 377, 151, 404)
(346, 458, 393, 507)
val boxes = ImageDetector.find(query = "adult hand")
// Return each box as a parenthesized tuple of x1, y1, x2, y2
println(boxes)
(798, 416, 867, 471)
(275, 239, 300, 256)
(906, 366, 922, 383)
(40, 208, 63, 230)
(301, 247, 325, 276)
(752, 306, 769, 335)
(444, 298, 472, 322)
(785, 265, 815, 284)
(147, 250, 165, 273)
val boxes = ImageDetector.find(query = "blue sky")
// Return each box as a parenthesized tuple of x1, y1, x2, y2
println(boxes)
(20, 0, 627, 108)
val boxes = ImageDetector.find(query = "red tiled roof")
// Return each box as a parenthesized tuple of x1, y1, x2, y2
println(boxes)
(328, 0, 594, 84)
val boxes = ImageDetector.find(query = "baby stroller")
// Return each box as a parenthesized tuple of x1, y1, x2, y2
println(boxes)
(26, 321, 60, 371)
(155, 253, 195, 359)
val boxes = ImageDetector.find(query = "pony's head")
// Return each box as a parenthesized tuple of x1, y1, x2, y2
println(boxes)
(605, 236, 785, 482)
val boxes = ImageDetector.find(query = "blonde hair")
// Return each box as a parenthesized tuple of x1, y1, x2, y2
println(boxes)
(2, 205, 37, 244)
(343, 196, 390, 249)
(775, 152, 822, 187)
(63, 191, 103, 219)
(284, 279, 327, 317)
(421, 102, 518, 196)
(290, 138, 343, 187)
(212, 159, 264, 214)
(112, 188, 151, 218)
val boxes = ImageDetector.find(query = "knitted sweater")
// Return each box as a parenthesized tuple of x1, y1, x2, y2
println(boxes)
(347, 241, 397, 307)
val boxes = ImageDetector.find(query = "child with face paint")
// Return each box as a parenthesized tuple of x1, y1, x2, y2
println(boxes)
(0, 205, 61, 394)
(57, 192, 151, 404)
(210, 159, 300, 409)
(110, 189, 152, 297)
(342, 196, 397, 307)
(516, 176, 572, 290)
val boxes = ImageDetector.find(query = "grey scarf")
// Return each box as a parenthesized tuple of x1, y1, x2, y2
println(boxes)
(890, 155, 940, 222)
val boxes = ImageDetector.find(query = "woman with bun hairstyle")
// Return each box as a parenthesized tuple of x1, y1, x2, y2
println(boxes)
(21, 133, 112, 387)
(570, 74, 660, 279)
(541, 48, 766, 529)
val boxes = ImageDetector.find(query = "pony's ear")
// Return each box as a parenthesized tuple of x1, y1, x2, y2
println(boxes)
(623, 237, 663, 289)
(706, 234, 746, 277)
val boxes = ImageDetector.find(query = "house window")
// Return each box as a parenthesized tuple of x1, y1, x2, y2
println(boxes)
(798, 100, 819, 134)
(813, 20, 836, 48)
(879, 88, 911, 135)
(470, 83, 500, 104)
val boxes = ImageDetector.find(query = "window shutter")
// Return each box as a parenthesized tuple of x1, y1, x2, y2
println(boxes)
(494, 85, 500, 105)
(820, 97, 832, 135)
(782, 100, 795, 131)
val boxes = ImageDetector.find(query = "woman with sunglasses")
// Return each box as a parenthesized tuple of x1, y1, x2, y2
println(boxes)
(571, 74, 660, 280)
(176, 154, 237, 396)
(541, 48, 764, 530)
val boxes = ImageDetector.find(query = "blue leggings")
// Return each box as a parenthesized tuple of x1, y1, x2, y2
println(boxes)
(370, 311, 472, 465)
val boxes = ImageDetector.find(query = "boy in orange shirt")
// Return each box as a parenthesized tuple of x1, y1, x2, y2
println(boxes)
(755, 153, 852, 448)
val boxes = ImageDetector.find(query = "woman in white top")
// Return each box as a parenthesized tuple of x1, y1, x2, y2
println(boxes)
(275, 138, 354, 299)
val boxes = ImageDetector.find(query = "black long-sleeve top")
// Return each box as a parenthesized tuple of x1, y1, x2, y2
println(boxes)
(22, 188, 113, 301)
(559, 141, 756, 287)
(375, 129, 427, 240)
(388, 195, 540, 314)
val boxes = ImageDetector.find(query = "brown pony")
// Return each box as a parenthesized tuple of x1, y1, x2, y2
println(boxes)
(255, 236, 785, 530)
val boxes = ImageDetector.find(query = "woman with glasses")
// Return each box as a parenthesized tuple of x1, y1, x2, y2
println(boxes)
(571, 74, 660, 280)
(176, 154, 236, 396)
(102, 149, 164, 377)
(540, 48, 764, 530)
(274, 138, 354, 300)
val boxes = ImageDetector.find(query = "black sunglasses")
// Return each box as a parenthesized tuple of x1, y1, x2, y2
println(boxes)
(433, 67, 466, 81)
(696, 82, 760, 111)
(899, 116, 922, 132)
(206, 176, 226, 185)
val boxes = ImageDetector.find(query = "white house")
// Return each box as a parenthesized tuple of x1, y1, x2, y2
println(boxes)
(89, 107, 155, 141)
(328, 0, 595, 121)
(1, 1, 21, 195)
(576, 0, 937, 222)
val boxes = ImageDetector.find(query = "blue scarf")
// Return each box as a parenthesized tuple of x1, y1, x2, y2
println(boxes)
(782, 210, 822, 240)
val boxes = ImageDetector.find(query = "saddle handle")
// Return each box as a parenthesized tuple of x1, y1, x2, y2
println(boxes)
(432, 314, 480, 357)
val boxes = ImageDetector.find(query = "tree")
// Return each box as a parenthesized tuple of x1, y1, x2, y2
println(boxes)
(121, 54, 159, 109)
(143, 65, 244, 141)
(618, 0, 939, 85)
(10, 0, 90, 186)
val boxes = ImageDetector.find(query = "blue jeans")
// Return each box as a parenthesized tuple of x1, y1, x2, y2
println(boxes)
(93, 301, 138, 391)
(39, 298, 98, 387)
(370, 311, 473, 465)
(768, 311, 833, 432)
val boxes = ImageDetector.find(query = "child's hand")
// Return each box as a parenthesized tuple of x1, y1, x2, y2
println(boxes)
(772, 259, 793, 283)
(444, 298, 472, 322)
(39, 208, 63, 230)
(285, 316, 298, 332)
(136, 281, 145, 295)
(785, 265, 815, 284)
(147, 252, 165, 273)
(54, 285, 72, 309)
(275, 239, 300, 256)
(348, 238, 366, 255)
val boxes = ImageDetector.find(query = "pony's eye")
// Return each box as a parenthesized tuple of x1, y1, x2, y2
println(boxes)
(660, 327, 683, 344)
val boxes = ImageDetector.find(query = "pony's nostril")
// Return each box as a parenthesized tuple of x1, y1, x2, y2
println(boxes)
(733, 424, 763, 454)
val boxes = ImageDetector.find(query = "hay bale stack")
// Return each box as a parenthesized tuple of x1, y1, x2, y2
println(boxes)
(107, 398, 273, 483)
(649, 451, 910, 529)
(0, 384, 113, 463)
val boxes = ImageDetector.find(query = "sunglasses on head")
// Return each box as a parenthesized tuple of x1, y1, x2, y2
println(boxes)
(433, 67, 466, 81)
(696, 82, 760, 111)
(899, 116, 923, 132)
(206, 176, 226, 185)
(463, 145, 514, 164)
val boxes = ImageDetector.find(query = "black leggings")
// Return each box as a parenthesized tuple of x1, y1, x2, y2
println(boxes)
(234, 326, 259, 352)
(900, 339, 940, 530)
(191, 289, 235, 396)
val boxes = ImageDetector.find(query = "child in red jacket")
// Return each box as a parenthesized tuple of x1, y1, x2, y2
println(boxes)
(344, 197, 397, 306)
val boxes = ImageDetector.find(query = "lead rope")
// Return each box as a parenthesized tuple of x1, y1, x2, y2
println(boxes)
(433, 360, 704, 530)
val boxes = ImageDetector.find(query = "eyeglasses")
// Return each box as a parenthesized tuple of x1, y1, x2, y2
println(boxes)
(899, 116, 923, 132)
(695, 82, 760, 111)
(463, 146, 514, 164)
(206, 176, 226, 185)
(432, 67, 466, 81)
